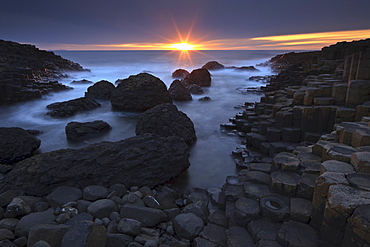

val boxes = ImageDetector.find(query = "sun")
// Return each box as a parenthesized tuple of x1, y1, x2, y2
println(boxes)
(170, 43, 194, 50)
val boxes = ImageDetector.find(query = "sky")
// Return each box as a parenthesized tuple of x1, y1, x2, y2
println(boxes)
(1, 0, 370, 50)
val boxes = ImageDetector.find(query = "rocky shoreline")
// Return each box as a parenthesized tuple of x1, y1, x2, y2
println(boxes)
(0, 39, 369, 246)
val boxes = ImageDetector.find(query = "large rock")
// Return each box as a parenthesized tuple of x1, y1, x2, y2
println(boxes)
(0, 134, 190, 196)
(135, 103, 196, 145)
(202, 61, 225, 70)
(46, 97, 101, 117)
(65, 120, 111, 141)
(0, 127, 41, 165)
(277, 220, 319, 247)
(183, 68, 211, 87)
(110, 73, 172, 111)
(173, 213, 204, 240)
(168, 80, 192, 101)
(120, 204, 166, 227)
(61, 220, 106, 247)
(172, 69, 189, 79)
(85, 80, 116, 100)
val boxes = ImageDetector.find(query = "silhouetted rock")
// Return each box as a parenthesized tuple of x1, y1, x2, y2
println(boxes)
(172, 69, 190, 79)
(183, 69, 211, 87)
(199, 96, 211, 101)
(0, 127, 41, 165)
(65, 120, 111, 141)
(110, 73, 172, 111)
(202, 61, 225, 70)
(0, 40, 87, 103)
(85, 80, 116, 100)
(186, 84, 204, 94)
(136, 103, 196, 145)
(168, 80, 192, 101)
(234, 66, 259, 71)
(1, 134, 189, 196)
(71, 79, 93, 84)
(46, 97, 101, 117)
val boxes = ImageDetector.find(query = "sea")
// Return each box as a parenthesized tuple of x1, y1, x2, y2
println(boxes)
(0, 50, 291, 191)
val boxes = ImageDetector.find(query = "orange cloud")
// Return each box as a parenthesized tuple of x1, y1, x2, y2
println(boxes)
(36, 29, 370, 51)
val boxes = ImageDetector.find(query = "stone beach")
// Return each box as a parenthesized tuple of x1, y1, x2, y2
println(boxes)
(0, 39, 370, 246)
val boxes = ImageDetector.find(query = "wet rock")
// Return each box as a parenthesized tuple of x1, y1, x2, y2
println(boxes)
(173, 213, 204, 240)
(0, 219, 19, 231)
(27, 224, 70, 247)
(172, 69, 189, 79)
(65, 120, 111, 141)
(346, 173, 370, 192)
(5, 197, 31, 218)
(85, 80, 115, 100)
(260, 194, 290, 222)
(46, 186, 82, 207)
(273, 152, 300, 171)
(87, 199, 117, 219)
(71, 79, 93, 84)
(234, 65, 259, 71)
(168, 80, 192, 101)
(277, 220, 319, 247)
(117, 218, 142, 236)
(61, 220, 106, 247)
(1, 134, 189, 196)
(143, 195, 162, 209)
(202, 61, 225, 70)
(183, 68, 211, 87)
(65, 212, 93, 226)
(46, 97, 101, 117)
(245, 171, 271, 185)
(244, 182, 271, 199)
(186, 84, 204, 94)
(226, 226, 254, 247)
(247, 218, 281, 242)
(110, 73, 172, 111)
(0, 127, 41, 165)
(14, 208, 55, 237)
(120, 204, 166, 227)
(135, 103, 196, 145)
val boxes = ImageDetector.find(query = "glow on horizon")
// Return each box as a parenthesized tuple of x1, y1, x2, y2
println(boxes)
(37, 29, 370, 51)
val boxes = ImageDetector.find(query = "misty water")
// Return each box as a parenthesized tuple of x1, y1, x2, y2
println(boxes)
(0, 50, 285, 191)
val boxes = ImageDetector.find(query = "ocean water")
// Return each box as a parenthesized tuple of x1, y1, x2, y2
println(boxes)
(0, 50, 287, 191)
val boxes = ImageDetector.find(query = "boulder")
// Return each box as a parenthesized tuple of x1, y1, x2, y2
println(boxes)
(168, 80, 192, 101)
(83, 185, 109, 201)
(110, 73, 172, 111)
(87, 199, 117, 219)
(202, 61, 225, 70)
(46, 186, 82, 207)
(183, 68, 211, 87)
(186, 84, 204, 94)
(234, 66, 259, 71)
(0, 127, 41, 165)
(14, 209, 55, 237)
(46, 97, 101, 117)
(27, 224, 70, 247)
(172, 69, 190, 79)
(61, 220, 106, 247)
(173, 213, 204, 240)
(71, 79, 93, 84)
(119, 204, 167, 227)
(0, 134, 190, 196)
(65, 120, 111, 141)
(135, 103, 196, 145)
(277, 221, 319, 247)
(85, 80, 116, 100)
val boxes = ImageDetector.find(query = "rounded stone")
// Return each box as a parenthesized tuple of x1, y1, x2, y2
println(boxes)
(320, 160, 355, 174)
(173, 213, 204, 240)
(117, 218, 142, 236)
(83, 185, 109, 201)
(87, 199, 117, 219)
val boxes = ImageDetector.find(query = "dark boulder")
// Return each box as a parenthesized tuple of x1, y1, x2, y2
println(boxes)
(168, 80, 192, 101)
(110, 73, 172, 111)
(65, 120, 111, 141)
(183, 69, 211, 87)
(71, 79, 93, 84)
(172, 69, 190, 79)
(234, 66, 259, 71)
(85, 80, 116, 100)
(46, 97, 101, 118)
(0, 127, 41, 165)
(186, 84, 204, 94)
(202, 61, 225, 70)
(199, 96, 211, 101)
(136, 103, 196, 145)
(0, 134, 190, 196)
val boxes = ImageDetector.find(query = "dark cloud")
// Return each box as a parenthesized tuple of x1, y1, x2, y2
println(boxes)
(1, 0, 369, 46)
